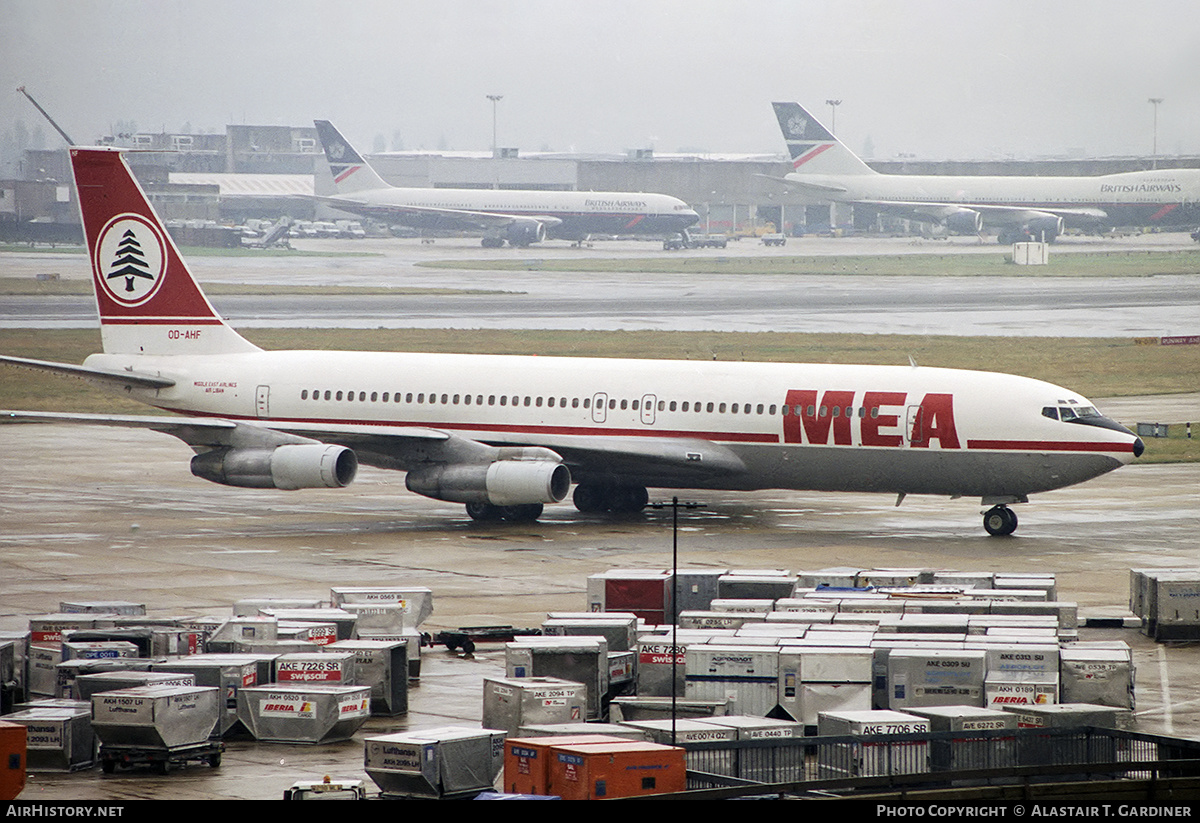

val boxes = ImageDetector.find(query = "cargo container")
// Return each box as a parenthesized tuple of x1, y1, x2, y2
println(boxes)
(364, 726, 505, 799)
(546, 740, 686, 799)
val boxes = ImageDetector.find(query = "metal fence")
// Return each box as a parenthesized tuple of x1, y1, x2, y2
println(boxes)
(676, 726, 1200, 797)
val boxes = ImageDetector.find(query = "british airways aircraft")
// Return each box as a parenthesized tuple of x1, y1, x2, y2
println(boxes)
(312, 120, 699, 247)
(0, 148, 1142, 535)
(773, 101, 1200, 243)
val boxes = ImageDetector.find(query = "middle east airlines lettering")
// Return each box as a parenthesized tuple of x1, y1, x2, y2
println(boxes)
(0, 148, 1144, 537)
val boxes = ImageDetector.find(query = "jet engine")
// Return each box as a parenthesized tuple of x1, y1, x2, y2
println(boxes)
(505, 218, 546, 247)
(945, 208, 983, 235)
(405, 459, 570, 505)
(191, 444, 358, 490)
(1026, 214, 1063, 242)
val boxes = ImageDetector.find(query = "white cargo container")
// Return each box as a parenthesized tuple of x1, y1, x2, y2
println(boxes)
(817, 710, 931, 779)
(685, 644, 779, 717)
(886, 648, 986, 710)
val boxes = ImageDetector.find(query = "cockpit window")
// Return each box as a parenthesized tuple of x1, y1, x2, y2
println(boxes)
(1042, 407, 1058, 420)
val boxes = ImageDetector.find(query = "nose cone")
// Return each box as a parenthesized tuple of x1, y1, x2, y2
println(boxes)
(1133, 437, 1145, 458)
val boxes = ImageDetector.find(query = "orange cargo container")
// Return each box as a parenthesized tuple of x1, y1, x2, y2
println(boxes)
(504, 734, 636, 796)
(547, 740, 686, 800)
(0, 721, 27, 801)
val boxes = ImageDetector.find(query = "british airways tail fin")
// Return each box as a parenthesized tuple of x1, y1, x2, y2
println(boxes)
(71, 148, 259, 356)
(772, 102, 877, 177)
(313, 120, 391, 194)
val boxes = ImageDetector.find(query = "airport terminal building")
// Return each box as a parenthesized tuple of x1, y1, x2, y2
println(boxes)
(4, 122, 1199, 239)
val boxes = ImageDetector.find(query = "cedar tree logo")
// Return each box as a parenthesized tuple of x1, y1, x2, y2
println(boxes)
(95, 214, 167, 306)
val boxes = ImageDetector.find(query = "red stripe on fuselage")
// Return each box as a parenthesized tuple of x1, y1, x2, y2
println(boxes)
(1149, 203, 1179, 221)
(792, 143, 835, 169)
(967, 439, 1135, 453)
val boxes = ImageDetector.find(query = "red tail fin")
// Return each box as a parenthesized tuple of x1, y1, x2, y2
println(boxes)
(71, 148, 258, 355)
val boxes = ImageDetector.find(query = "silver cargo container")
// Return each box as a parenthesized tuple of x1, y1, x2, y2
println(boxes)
(91, 685, 219, 749)
(324, 640, 407, 715)
(260, 608, 356, 641)
(541, 615, 637, 652)
(274, 651, 357, 687)
(1002, 702, 1134, 731)
(699, 716, 807, 782)
(236, 684, 370, 744)
(608, 696, 731, 721)
(364, 726, 505, 799)
(5, 706, 94, 771)
(329, 587, 433, 629)
(906, 705, 1018, 772)
(482, 676, 587, 734)
(75, 671, 196, 701)
(150, 655, 261, 737)
(59, 601, 145, 616)
(232, 597, 325, 616)
(506, 637, 608, 720)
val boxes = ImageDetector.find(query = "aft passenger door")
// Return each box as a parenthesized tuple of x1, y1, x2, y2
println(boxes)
(640, 394, 657, 425)
(592, 392, 608, 424)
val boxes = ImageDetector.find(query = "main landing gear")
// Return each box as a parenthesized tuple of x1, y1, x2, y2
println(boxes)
(982, 505, 1018, 537)
(465, 502, 544, 522)
(572, 483, 649, 515)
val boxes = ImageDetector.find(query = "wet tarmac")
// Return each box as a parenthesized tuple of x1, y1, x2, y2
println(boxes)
(2, 234, 1199, 799)
(2, 423, 1200, 800)
(3, 234, 1200, 336)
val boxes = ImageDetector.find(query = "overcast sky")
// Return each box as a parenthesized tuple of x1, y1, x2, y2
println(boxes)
(3, 0, 1198, 162)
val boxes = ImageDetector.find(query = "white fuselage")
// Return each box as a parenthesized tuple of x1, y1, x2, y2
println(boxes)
(86, 348, 1138, 499)
(790, 168, 1200, 225)
(334, 187, 699, 238)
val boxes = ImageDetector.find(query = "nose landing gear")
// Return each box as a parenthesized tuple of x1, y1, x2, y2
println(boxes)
(983, 505, 1018, 536)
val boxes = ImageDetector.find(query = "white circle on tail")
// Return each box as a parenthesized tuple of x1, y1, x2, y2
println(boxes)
(94, 214, 167, 306)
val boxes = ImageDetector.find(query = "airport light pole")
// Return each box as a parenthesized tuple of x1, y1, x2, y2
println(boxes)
(1148, 98, 1163, 170)
(826, 99, 842, 135)
(487, 94, 503, 159)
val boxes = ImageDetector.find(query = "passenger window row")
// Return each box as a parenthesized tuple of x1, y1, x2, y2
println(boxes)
(297, 389, 882, 419)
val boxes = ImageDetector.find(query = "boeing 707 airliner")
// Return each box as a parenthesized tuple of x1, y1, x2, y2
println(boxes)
(0, 148, 1142, 535)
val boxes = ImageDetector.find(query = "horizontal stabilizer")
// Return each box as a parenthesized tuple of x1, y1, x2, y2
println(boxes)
(0, 355, 176, 390)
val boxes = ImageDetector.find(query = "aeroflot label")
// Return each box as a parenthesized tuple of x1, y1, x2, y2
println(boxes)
(782, 390, 959, 448)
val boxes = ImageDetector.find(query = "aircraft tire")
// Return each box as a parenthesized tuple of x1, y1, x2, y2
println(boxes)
(983, 505, 1018, 537)
(612, 485, 649, 513)
(573, 484, 607, 513)
(466, 501, 503, 521)
(500, 504, 543, 522)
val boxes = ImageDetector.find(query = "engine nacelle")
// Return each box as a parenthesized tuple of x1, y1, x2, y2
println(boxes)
(191, 444, 358, 490)
(505, 219, 546, 247)
(945, 208, 983, 235)
(405, 460, 570, 505)
(1026, 214, 1063, 242)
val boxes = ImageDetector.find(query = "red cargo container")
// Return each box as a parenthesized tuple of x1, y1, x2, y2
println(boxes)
(547, 740, 686, 800)
(0, 721, 26, 800)
(504, 734, 634, 796)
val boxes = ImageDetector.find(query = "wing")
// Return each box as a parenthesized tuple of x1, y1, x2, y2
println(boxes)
(855, 199, 1109, 226)
(311, 194, 563, 234)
